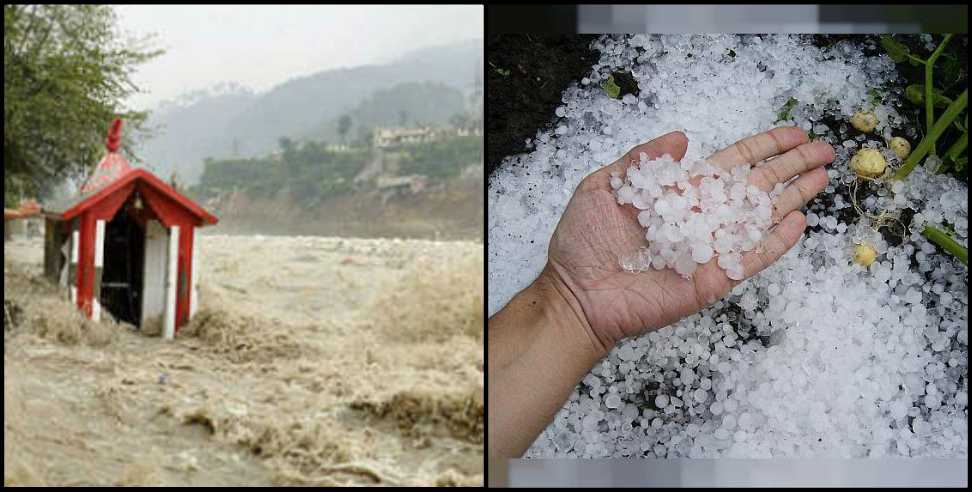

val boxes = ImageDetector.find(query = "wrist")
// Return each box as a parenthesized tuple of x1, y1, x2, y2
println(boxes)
(534, 263, 612, 362)
(487, 266, 609, 459)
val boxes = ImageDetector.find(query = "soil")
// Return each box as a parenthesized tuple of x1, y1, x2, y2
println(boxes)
(200, 179, 482, 241)
(486, 34, 600, 177)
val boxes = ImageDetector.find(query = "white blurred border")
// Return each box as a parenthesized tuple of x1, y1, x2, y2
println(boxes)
(493, 458, 968, 487)
(577, 5, 927, 33)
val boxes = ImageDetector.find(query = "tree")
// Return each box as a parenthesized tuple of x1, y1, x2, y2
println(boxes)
(278, 136, 299, 179)
(4, 5, 163, 205)
(449, 112, 470, 130)
(356, 126, 374, 149)
(278, 136, 294, 152)
(337, 114, 352, 146)
(398, 109, 408, 127)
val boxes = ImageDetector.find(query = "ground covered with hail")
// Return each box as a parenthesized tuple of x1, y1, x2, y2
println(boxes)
(487, 34, 968, 458)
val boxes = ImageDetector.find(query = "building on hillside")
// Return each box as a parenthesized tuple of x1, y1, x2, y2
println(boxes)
(373, 126, 434, 148)
(376, 174, 429, 205)
(325, 143, 352, 153)
(456, 126, 482, 137)
(358, 125, 482, 183)
(373, 125, 480, 149)
(42, 119, 218, 339)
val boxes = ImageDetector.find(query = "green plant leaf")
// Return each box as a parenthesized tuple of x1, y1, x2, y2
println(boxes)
(868, 88, 883, 107)
(905, 84, 953, 108)
(939, 54, 961, 88)
(905, 84, 923, 105)
(775, 97, 798, 123)
(954, 156, 967, 172)
(602, 75, 621, 99)
(880, 35, 911, 63)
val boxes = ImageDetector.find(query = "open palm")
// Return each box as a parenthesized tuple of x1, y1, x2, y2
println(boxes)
(545, 127, 835, 352)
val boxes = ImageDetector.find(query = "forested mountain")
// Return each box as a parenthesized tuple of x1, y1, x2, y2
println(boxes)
(135, 38, 483, 183)
(314, 82, 468, 145)
(136, 83, 257, 177)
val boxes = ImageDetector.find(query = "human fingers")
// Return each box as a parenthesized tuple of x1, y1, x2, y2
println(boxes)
(708, 126, 809, 170)
(768, 167, 829, 224)
(735, 210, 807, 282)
(749, 140, 835, 191)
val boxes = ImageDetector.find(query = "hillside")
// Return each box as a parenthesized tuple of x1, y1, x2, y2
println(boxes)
(135, 39, 483, 184)
(313, 82, 468, 145)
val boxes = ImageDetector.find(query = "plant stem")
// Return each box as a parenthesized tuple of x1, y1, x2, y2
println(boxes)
(907, 53, 927, 66)
(922, 225, 968, 266)
(924, 34, 953, 157)
(926, 62, 934, 152)
(894, 89, 968, 180)
(945, 130, 967, 162)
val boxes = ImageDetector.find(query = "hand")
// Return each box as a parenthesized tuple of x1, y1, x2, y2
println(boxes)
(543, 127, 836, 354)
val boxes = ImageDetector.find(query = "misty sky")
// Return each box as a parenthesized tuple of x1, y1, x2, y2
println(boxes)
(114, 5, 483, 110)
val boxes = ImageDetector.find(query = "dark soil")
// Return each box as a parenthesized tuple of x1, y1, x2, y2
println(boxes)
(486, 35, 599, 177)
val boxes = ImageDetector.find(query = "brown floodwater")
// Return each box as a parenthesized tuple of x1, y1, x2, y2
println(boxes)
(4, 234, 484, 486)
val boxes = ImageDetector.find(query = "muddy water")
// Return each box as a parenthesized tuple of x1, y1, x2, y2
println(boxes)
(4, 234, 484, 486)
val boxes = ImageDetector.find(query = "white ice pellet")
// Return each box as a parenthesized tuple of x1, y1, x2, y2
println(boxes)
(694, 388, 709, 402)
(656, 394, 670, 408)
(615, 153, 777, 278)
(605, 393, 622, 409)
(496, 35, 967, 461)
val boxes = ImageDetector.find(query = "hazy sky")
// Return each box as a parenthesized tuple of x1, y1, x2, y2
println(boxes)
(114, 5, 483, 110)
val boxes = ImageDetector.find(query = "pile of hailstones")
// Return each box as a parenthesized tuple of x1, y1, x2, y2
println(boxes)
(611, 152, 786, 280)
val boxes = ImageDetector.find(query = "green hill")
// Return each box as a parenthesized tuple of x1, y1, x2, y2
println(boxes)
(136, 39, 483, 184)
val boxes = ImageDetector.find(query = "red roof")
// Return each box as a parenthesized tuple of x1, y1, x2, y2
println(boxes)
(46, 168, 218, 226)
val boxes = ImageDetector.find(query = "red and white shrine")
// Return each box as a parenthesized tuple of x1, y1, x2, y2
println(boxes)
(43, 119, 218, 339)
